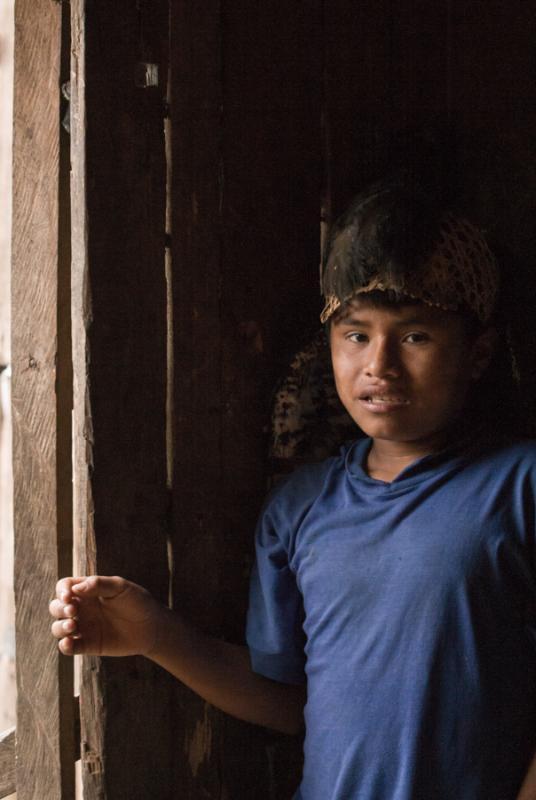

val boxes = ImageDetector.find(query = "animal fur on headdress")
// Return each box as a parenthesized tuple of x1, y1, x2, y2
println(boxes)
(320, 179, 498, 324)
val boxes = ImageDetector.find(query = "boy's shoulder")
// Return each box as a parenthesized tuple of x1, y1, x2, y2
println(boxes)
(471, 436, 536, 469)
(261, 443, 354, 525)
(270, 441, 355, 496)
(453, 436, 536, 501)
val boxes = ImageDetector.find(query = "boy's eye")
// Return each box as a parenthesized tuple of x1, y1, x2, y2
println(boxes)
(404, 332, 430, 344)
(346, 332, 368, 343)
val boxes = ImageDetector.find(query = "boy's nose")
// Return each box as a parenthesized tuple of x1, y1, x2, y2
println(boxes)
(364, 338, 401, 379)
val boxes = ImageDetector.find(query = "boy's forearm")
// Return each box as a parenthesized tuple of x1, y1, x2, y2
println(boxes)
(147, 605, 305, 735)
(517, 748, 536, 800)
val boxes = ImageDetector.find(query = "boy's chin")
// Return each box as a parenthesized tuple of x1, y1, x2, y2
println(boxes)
(351, 415, 411, 442)
(352, 416, 446, 446)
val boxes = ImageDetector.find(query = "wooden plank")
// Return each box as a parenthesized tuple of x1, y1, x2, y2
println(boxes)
(169, 2, 321, 796)
(11, 1, 75, 798)
(168, 6, 224, 794)
(0, 366, 14, 736)
(0, 0, 15, 741)
(70, 2, 174, 797)
(0, 0, 13, 366)
(219, 4, 321, 797)
(69, 7, 107, 795)
(69, 5, 105, 797)
(0, 727, 15, 799)
(324, 0, 452, 217)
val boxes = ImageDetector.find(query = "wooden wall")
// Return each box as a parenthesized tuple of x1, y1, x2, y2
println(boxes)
(0, 0, 15, 738)
(10, 1, 536, 798)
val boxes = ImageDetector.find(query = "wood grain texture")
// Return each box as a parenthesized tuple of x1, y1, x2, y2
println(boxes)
(168, 6, 224, 794)
(169, 2, 321, 796)
(70, 1, 175, 797)
(11, 1, 75, 798)
(0, 727, 15, 799)
(0, 1, 14, 716)
(70, 6, 106, 796)
(0, 0, 15, 741)
(0, 0, 13, 366)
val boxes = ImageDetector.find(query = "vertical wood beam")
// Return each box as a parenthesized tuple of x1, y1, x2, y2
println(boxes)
(170, 2, 322, 796)
(169, 7, 225, 793)
(11, 1, 75, 797)
(70, 2, 173, 797)
(0, 0, 15, 737)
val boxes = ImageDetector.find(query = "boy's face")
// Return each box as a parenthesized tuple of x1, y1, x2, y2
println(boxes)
(329, 298, 493, 449)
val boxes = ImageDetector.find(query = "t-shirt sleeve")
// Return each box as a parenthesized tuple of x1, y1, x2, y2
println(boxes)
(246, 493, 307, 685)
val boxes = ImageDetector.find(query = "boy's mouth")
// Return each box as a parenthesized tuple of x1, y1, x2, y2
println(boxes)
(358, 394, 410, 412)
(362, 396, 410, 405)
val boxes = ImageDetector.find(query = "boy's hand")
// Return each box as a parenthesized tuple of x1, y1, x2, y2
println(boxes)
(50, 576, 162, 657)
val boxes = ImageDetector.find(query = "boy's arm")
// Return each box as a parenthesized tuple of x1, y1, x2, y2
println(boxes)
(148, 604, 306, 734)
(516, 748, 536, 800)
(50, 575, 305, 736)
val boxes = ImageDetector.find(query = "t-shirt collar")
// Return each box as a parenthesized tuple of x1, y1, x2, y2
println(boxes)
(344, 429, 483, 490)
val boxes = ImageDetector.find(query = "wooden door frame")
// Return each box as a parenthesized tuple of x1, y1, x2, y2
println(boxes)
(10, 0, 76, 797)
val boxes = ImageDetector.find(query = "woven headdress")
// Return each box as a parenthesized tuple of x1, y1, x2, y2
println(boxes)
(321, 183, 499, 325)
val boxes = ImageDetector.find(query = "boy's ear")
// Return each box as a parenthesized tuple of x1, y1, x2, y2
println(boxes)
(470, 327, 497, 380)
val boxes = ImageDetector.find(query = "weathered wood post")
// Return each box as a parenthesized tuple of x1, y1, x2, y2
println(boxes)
(11, 1, 75, 797)
(0, 0, 15, 740)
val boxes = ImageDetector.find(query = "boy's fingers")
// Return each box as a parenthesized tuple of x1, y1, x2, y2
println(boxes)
(55, 575, 128, 603)
(58, 636, 87, 656)
(49, 599, 62, 618)
(51, 618, 78, 639)
(71, 575, 129, 600)
(55, 576, 87, 603)
(49, 599, 78, 619)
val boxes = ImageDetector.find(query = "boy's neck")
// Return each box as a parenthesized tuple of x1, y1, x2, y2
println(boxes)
(366, 433, 448, 483)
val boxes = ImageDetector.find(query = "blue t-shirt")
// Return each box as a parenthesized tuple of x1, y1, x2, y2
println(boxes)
(246, 437, 536, 800)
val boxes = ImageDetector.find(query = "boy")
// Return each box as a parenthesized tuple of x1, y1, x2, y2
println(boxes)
(51, 180, 536, 799)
